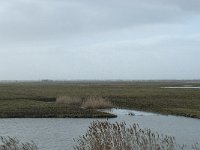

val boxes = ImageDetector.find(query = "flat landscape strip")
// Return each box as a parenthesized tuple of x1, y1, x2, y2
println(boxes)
(0, 81, 199, 118)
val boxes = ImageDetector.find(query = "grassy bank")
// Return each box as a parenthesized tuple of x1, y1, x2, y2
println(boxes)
(0, 81, 200, 118)
(0, 99, 115, 118)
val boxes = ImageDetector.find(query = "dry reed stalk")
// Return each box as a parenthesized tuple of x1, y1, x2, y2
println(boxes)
(74, 121, 200, 150)
(0, 136, 38, 150)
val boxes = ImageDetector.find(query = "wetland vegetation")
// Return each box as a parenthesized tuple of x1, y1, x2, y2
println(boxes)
(0, 80, 200, 118)
(74, 121, 200, 150)
(0, 136, 37, 150)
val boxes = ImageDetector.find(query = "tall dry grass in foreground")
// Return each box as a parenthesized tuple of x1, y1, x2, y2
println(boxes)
(0, 136, 37, 150)
(74, 121, 200, 150)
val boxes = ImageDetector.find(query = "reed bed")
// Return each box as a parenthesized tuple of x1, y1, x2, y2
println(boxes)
(74, 121, 200, 150)
(56, 96, 114, 109)
(56, 96, 82, 105)
(0, 136, 37, 150)
(81, 97, 113, 109)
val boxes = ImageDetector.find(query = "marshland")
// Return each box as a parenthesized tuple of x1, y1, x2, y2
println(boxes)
(0, 80, 200, 118)
(1, 0, 200, 149)
(0, 80, 200, 149)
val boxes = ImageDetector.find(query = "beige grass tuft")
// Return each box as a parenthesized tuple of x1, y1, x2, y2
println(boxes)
(56, 96, 82, 105)
(81, 97, 113, 109)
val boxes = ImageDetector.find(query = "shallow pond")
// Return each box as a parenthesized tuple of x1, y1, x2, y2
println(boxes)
(161, 87, 200, 89)
(0, 109, 200, 150)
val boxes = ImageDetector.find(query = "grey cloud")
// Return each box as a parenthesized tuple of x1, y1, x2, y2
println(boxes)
(0, 0, 200, 80)
(157, 0, 200, 12)
(0, 0, 190, 44)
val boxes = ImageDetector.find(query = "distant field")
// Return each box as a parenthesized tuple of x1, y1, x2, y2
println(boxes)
(0, 80, 200, 118)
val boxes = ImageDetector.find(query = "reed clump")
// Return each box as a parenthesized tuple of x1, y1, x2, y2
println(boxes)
(56, 96, 82, 105)
(81, 96, 113, 109)
(74, 121, 200, 150)
(56, 96, 114, 109)
(0, 136, 37, 150)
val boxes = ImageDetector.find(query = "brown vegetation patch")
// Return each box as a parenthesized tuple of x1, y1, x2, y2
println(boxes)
(81, 96, 113, 109)
(56, 96, 114, 109)
(56, 96, 82, 105)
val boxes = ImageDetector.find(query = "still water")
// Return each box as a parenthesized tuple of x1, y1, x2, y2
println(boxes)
(161, 87, 200, 89)
(0, 109, 200, 150)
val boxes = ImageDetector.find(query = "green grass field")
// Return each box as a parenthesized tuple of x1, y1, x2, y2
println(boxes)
(0, 80, 200, 118)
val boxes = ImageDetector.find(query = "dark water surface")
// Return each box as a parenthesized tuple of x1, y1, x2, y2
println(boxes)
(0, 109, 200, 150)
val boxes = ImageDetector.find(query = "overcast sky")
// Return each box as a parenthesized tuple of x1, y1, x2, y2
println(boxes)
(0, 0, 200, 80)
